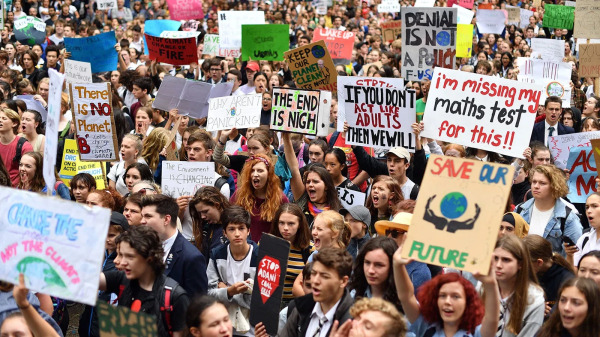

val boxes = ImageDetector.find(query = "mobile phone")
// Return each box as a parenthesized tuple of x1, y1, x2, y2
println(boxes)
(562, 236, 576, 247)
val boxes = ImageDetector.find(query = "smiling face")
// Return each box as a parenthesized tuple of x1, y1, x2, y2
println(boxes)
(492, 247, 520, 283)
(559, 286, 588, 335)
(363, 248, 390, 289)
(437, 281, 467, 326)
(123, 201, 142, 226)
(250, 162, 268, 192)
(305, 172, 326, 203)
(125, 167, 142, 192)
(278, 212, 300, 242)
(18, 155, 36, 186)
(312, 217, 336, 250)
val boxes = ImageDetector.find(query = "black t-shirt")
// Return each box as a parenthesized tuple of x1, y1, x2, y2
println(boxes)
(337, 178, 360, 191)
(104, 271, 189, 336)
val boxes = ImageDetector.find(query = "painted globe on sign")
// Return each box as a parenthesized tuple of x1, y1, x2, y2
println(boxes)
(440, 192, 468, 219)
(311, 45, 326, 58)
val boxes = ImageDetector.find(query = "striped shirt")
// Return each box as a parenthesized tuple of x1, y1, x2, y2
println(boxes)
(282, 242, 315, 304)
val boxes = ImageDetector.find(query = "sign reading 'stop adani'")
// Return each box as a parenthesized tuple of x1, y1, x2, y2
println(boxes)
(401, 155, 514, 274)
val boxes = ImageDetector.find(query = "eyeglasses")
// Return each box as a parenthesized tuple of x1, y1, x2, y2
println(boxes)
(137, 187, 155, 195)
(210, 68, 222, 72)
(385, 229, 406, 238)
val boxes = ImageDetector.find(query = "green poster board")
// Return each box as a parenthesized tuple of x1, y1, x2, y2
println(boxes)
(241, 24, 288, 61)
(542, 4, 574, 30)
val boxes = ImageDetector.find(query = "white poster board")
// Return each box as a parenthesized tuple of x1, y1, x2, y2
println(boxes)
(549, 131, 600, 169)
(96, 0, 117, 10)
(203, 34, 241, 58)
(64, 59, 92, 85)
(530, 38, 565, 63)
(162, 161, 216, 198)
(206, 94, 263, 131)
(516, 57, 572, 108)
(217, 11, 265, 49)
(337, 187, 367, 209)
(476, 9, 507, 34)
(43, 69, 65, 194)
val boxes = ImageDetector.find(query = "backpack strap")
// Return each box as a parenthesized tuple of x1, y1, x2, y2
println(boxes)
(328, 132, 340, 149)
(301, 247, 311, 264)
(560, 206, 571, 235)
(13, 137, 27, 164)
(214, 176, 227, 192)
(423, 326, 437, 337)
(160, 278, 178, 337)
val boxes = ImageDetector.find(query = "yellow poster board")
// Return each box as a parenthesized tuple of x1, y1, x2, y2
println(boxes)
(401, 155, 514, 274)
(59, 138, 106, 189)
(456, 24, 474, 58)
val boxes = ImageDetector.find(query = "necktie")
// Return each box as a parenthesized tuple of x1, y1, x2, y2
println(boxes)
(312, 316, 328, 337)
(548, 126, 555, 146)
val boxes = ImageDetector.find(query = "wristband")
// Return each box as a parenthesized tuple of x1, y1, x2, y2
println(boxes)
(18, 303, 30, 310)
(218, 139, 226, 146)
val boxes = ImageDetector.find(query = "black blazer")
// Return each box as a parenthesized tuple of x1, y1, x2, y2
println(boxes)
(164, 232, 208, 297)
(530, 121, 575, 144)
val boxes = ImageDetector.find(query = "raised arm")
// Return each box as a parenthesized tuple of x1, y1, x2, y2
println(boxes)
(213, 130, 233, 167)
(13, 274, 61, 337)
(392, 246, 420, 323)
(475, 271, 500, 337)
(282, 132, 305, 201)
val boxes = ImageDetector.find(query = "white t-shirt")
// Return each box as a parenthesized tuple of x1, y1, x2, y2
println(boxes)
(107, 158, 147, 196)
(529, 204, 555, 236)
(226, 244, 253, 285)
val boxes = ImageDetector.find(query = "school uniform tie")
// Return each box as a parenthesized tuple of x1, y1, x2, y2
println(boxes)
(312, 316, 328, 337)
(547, 126, 555, 147)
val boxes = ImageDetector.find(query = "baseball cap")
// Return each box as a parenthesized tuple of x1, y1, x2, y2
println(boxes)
(339, 205, 371, 226)
(374, 212, 412, 236)
(110, 211, 130, 231)
(246, 62, 260, 72)
(387, 147, 410, 160)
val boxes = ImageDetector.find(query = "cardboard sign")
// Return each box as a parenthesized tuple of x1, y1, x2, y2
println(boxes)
(401, 156, 513, 274)
(206, 94, 263, 131)
(270, 88, 324, 136)
(516, 58, 572, 108)
(43, 69, 65, 194)
(453, 4, 474, 24)
(579, 44, 600, 77)
(519, 8, 534, 29)
(530, 38, 565, 63)
(338, 76, 416, 150)
(378, 0, 400, 13)
(312, 29, 355, 60)
(285, 40, 337, 92)
(152, 76, 233, 119)
(402, 8, 457, 81)
(475, 10, 506, 34)
(456, 24, 473, 58)
(543, 5, 574, 30)
(165, 0, 203, 21)
(162, 161, 216, 198)
(59, 139, 107, 189)
(0, 187, 110, 306)
(506, 7, 520, 24)
(316, 0, 327, 15)
(97, 301, 157, 337)
(421, 68, 542, 158)
(145, 33, 197, 66)
(218, 11, 265, 49)
(337, 187, 366, 209)
(458, 0, 473, 9)
(203, 34, 241, 58)
(96, 0, 116, 10)
(143, 20, 181, 56)
(381, 20, 402, 43)
(249, 234, 290, 336)
(64, 60, 92, 85)
(591, 139, 600, 172)
(566, 147, 597, 203)
(575, 0, 600, 39)
(14, 16, 46, 46)
(241, 24, 288, 61)
(69, 83, 118, 162)
(548, 131, 600, 169)
(65, 32, 118, 73)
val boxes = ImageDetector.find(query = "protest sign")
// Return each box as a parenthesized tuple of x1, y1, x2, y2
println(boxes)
(0, 187, 110, 305)
(143, 20, 181, 55)
(579, 44, 600, 77)
(249, 234, 290, 336)
(506, 7, 520, 24)
(162, 161, 216, 198)
(69, 83, 119, 161)
(312, 29, 355, 60)
(414, 0, 435, 6)
(64, 59, 92, 85)
(285, 40, 337, 92)
(159, 31, 200, 38)
(182, 20, 199, 31)
(13, 16, 46, 46)
(206, 94, 263, 131)
(530, 38, 564, 63)
(241, 24, 288, 61)
(165, 0, 203, 21)
(43, 69, 65, 194)
(475, 10, 506, 34)
(378, 0, 400, 13)
(456, 24, 473, 58)
(402, 7, 457, 81)
(458, 0, 473, 9)
(59, 139, 107, 189)
(566, 147, 597, 203)
(532, 0, 541, 7)
(65, 32, 118, 73)
(519, 8, 533, 29)
(381, 20, 402, 43)
(592, 139, 600, 171)
(338, 76, 416, 150)
(218, 11, 265, 49)
(453, 4, 474, 24)
(421, 68, 542, 158)
(337, 187, 366, 209)
(401, 156, 513, 274)
(270, 88, 325, 136)
(548, 131, 600, 169)
(565, 1, 576, 6)
(575, 0, 600, 39)
(98, 301, 157, 337)
(203, 34, 241, 58)
(15, 95, 47, 121)
(516, 58, 572, 108)
(152, 76, 233, 119)
(145, 33, 197, 66)
(543, 5, 574, 30)
(96, 0, 116, 10)
(478, 3, 492, 9)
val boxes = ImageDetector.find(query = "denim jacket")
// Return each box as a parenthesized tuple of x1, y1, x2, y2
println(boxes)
(517, 198, 582, 256)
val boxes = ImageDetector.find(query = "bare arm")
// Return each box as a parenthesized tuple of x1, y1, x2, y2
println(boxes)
(14, 274, 61, 337)
(351, 170, 369, 187)
(99, 272, 107, 291)
(282, 132, 305, 201)
(292, 271, 306, 297)
(475, 271, 500, 337)
(392, 246, 420, 323)
(35, 293, 54, 315)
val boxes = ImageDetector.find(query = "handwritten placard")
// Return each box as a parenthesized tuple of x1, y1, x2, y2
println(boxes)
(65, 32, 118, 73)
(13, 16, 46, 46)
(206, 94, 263, 131)
(566, 146, 597, 203)
(574, 0, 600, 39)
(285, 40, 337, 92)
(530, 38, 565, 63)
(69, 83, 118, 162)
(162, 161, 216, 198)
(579, 44, 600, 77)
(543, 4, 574, 30)
(59, 139, 106, 189)
(378, 0, 400, 13)
(270, 88, 321, 135)
(476, 10, 506, 34)
(165, 0, 203, 21)
(548, 131, 600, 169)
(145, 33, 197, 66)
(43, 69, 65, 194)
(313, 29, 355, 60)
(516, 58, 572, 108)
(64, 59, 92, 85)
(456, 24, 473, 58)
(241, 24, 288, 61)
(203, 34, 241, 58)
(218, 11, 265, 49)
(337, 187, 366, 209)
(96, 0, 116, 10)
(98, 301, 157, 337)
(381, 20, 402, 43)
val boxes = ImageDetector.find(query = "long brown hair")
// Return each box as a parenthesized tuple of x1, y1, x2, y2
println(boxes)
(141, 127, 170, 171)
(523, 234, 576, 274)
(17, 152, 45, 192)
(235, 153, 282, 223)
(189, 186, 230, 252)
(365, 175, 403, 221)
(269, 203, 311, 250)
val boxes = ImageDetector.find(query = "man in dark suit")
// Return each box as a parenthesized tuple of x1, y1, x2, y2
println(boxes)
(530, 96, 575, 146)
(140, 194, 208, 297)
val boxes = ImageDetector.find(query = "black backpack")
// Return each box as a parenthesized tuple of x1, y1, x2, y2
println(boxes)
(12, 137, 27, 164)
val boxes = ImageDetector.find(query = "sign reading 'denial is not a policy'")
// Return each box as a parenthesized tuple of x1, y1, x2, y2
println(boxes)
(421, 68, 542, 158)
(401, 155, 514, 274)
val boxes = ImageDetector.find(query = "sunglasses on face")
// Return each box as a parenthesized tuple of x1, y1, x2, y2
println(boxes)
(385, 229, 406, 238)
